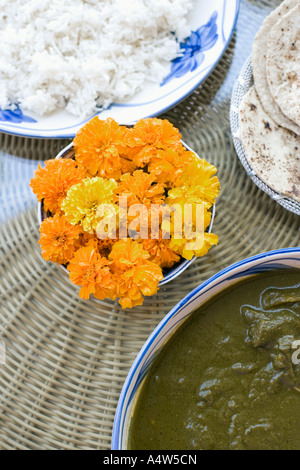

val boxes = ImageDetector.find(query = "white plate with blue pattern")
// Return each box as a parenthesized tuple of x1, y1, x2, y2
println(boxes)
(0, 0, 240, 139)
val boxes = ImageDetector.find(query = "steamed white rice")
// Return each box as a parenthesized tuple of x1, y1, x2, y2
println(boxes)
(0, 0, 194, 118)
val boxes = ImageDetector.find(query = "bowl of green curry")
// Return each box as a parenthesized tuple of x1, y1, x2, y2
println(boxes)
(112, 247, 300, 450)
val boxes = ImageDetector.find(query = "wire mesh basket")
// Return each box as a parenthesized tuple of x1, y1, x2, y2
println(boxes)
(230, 55, 300, 217)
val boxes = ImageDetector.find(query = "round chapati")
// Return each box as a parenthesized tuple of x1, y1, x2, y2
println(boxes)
(266, 4, 300, 127)
(252, 0, 300, 135)
(239, 85, 300, 203)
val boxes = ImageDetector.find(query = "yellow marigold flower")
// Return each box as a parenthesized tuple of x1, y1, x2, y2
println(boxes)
(68, 245, 116, 300)
(166, 185, 214, 211)
(73, 117, 128, 179)
(180, 158, 218, 183)
(148, 148, 195, 187)
(175, 160, 221, 206)
(162, 203, 212, 239)
(30, 158, 86, 214)
(39, 213, 82, 264)
(169, 232, 218, 260)
(161, 201, 216, 260)
(61, 176, 118, 234)
(109, 239, 163, 308)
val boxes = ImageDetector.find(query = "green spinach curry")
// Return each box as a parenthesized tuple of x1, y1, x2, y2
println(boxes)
(129, 270, 300, 450)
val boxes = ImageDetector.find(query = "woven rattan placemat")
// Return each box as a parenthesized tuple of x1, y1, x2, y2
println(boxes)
(0, 0, 299, 450)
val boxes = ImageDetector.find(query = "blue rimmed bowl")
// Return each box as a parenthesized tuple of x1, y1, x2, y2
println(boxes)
(111, 247, 300, 449)
(38, 139, 216, 287)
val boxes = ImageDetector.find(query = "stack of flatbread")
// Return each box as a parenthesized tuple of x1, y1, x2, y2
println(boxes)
(238, 0, 300, 204)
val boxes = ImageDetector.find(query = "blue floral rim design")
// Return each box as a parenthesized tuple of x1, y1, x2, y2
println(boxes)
(161, 11, 218, 86)
(0, 106, 37, 124)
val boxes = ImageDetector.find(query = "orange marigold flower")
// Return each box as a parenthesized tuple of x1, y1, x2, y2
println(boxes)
(74, 232, 116, 258)
(117, 202, 172, 242)
(114, 170, 165, 208)
(30, 158, 86, 214)
(133, 118, 182, 148)
(73, 117, 128, 179)
(131, 145, 157, 168)
(142, 238, 180, 269)
(125, 118, 184, 167)
(109, 238, 149, 270)
(148, 148, 195, 188)
(119, 156, 137, 176)
(109, 239, 163, 308)
(68, 245, 116, 300)
(115, 171, 166, 239)
(97, 237, 117, 258)
(39, 213, 82, 264)
(75, 231, 97, 249)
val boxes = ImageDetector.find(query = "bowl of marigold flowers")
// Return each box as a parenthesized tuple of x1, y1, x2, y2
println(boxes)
(30, 117, 221, 309)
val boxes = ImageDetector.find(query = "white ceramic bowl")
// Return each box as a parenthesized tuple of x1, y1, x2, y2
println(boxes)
(111, 247, 300, 449)
(38, 140, 216, 287)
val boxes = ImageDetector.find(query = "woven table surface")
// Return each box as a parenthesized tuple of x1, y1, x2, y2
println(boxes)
(0, 0, 299, 450)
